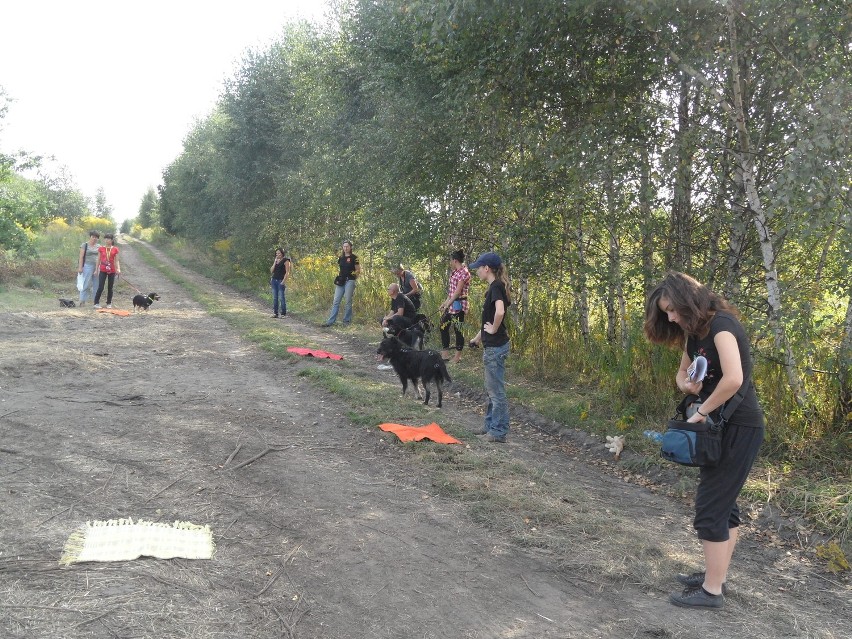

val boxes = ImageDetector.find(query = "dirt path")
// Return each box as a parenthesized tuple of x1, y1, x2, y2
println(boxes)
(0, 239, 848, 638)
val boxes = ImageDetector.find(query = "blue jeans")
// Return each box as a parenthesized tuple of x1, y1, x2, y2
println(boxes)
(483, 341, 510, 438)
(270, 278, 287, 315)
(79, 264, 97, 303)
(326, 279, 356, 324)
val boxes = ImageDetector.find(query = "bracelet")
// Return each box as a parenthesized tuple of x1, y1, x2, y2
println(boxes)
(696, 408, 707, 417)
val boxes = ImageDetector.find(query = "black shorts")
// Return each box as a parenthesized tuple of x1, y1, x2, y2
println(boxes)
(693, 417, 764, 542)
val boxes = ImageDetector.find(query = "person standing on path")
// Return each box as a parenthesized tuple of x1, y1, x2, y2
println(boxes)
(270, 248, 291, 318)
(438, 250, 471, 363)
(93, 233, 120, 309)
(644, 271, 764, 610)
(322, 240, 360, 327)
(77, 230, 100, 306)
(467, 252, 511, 443)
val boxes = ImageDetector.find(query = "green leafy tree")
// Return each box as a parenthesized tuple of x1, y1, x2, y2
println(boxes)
(136, 187, 159, 228)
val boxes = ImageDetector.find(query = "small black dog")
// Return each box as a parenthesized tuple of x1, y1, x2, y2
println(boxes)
(59, 298, 76, 308)
(376, 336, 451, 407)
(132, 292, 160, 311)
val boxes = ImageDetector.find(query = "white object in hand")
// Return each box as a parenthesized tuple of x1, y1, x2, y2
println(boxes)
(687, 355, 707, 382)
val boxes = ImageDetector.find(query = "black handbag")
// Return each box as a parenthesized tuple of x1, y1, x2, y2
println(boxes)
(660, 378, 750, 467)
(660, 395, 723, 467)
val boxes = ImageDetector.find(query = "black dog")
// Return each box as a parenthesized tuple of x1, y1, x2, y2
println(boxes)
(59, 298, 76, 308)
(396, 313, 432, 350)
(376, 337, 451, 407)
(132, 292, 160, 311)
(397, 325, 425, 350)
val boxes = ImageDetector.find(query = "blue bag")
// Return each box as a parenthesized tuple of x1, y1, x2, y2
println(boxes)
(660, 394, 723, 467)
(661, 418, 722, 467)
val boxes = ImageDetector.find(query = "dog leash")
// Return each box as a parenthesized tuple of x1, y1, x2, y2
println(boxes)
(121, 276, 143, 295)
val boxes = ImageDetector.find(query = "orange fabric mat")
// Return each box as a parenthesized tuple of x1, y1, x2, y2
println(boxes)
(97, 308, 132, 317)
(287, 347, 343, 360)
(378, 422, 462, 445)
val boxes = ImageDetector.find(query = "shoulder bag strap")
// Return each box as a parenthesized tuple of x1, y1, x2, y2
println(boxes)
(719, 375, 752, 422)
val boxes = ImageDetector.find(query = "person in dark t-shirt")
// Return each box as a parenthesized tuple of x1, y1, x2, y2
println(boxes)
(322, 240, 360, 326)
(381, 283, 416, 334)
(269, 247, 291, 318)
(645, 271, 764, 610)
(468, 252, 511, 443)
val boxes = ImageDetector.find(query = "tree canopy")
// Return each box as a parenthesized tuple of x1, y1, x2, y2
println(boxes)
(158, 0, 852, 442)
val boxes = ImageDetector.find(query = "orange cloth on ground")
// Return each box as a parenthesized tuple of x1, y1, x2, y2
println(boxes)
(287, 347, 343, 360)
(378, 422, 462, 445)
(97, 308, 132, 317)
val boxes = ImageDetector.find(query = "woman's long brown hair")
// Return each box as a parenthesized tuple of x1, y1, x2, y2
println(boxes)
(644, 271, 737, 346)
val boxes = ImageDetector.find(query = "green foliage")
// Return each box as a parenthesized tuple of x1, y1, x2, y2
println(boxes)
(156, 0, 852, 448)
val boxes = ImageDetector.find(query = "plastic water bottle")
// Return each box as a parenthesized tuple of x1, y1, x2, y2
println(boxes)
(644, 430, 663, 443)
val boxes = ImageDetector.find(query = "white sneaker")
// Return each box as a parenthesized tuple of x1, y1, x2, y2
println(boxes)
(106, 304, 112, 309)
(93, 304, 101, 309)
(377, 364, 394, 371)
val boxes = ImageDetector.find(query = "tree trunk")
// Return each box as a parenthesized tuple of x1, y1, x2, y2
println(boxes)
(726, 0, 808, 408)
(572, 211, 590, 344)
(838, 290, 852, 423)
(667, 72, 694, 271)
(639, 144, 656, 297)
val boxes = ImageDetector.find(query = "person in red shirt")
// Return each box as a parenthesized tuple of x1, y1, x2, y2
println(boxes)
(93, 233, 121, 309)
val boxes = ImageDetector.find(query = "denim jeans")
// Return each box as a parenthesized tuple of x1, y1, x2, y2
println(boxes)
(326, 279, 356, 324)
(270, 278, 287, 315)
(483, 341, 510, 438)
(79, 264, 97, 303)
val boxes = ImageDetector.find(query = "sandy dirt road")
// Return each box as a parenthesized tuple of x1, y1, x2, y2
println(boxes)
(0, 239, 849, 638)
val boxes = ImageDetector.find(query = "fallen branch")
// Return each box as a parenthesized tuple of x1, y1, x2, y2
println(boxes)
(520, 573, 540, 597)
(101, 464, 117, 494)
(225, 446, 290, 471)
(257, 563, 285, 596)
(36, 505, 74, 527)
(144, 472, 192, 503)
(224, 443, 242, 467)
(74, 610, 111, 629)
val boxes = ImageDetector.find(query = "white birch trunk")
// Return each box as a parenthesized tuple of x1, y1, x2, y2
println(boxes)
(726, 1, 808, 408)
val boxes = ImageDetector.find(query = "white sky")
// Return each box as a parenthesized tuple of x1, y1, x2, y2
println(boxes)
(0, 0, 329, 223)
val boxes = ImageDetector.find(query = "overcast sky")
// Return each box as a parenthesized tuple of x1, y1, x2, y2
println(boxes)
(0, 0, 329, 223)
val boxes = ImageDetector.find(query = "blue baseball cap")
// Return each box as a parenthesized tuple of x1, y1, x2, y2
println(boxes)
(468, 252, 502, 269)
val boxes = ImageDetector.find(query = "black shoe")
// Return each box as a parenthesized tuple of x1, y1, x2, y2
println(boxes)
(676, 572, 728, 595)
(670, 586, 724, 609)
(486, 434, 507, 443)
(321, 322, 333, 327)
(472, 426, 487, 435)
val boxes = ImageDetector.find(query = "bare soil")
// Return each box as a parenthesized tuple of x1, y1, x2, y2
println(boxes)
(0, 239, 849, 638)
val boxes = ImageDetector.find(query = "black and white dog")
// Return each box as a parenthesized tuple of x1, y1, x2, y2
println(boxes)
(376, 336, 451, 407)
(132, 292, 160, 311)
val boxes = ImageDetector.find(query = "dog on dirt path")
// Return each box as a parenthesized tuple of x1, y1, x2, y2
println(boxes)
(132, 292, 160, 311)
(376, 336, 451, 407)
(395, 313, 432, 350)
